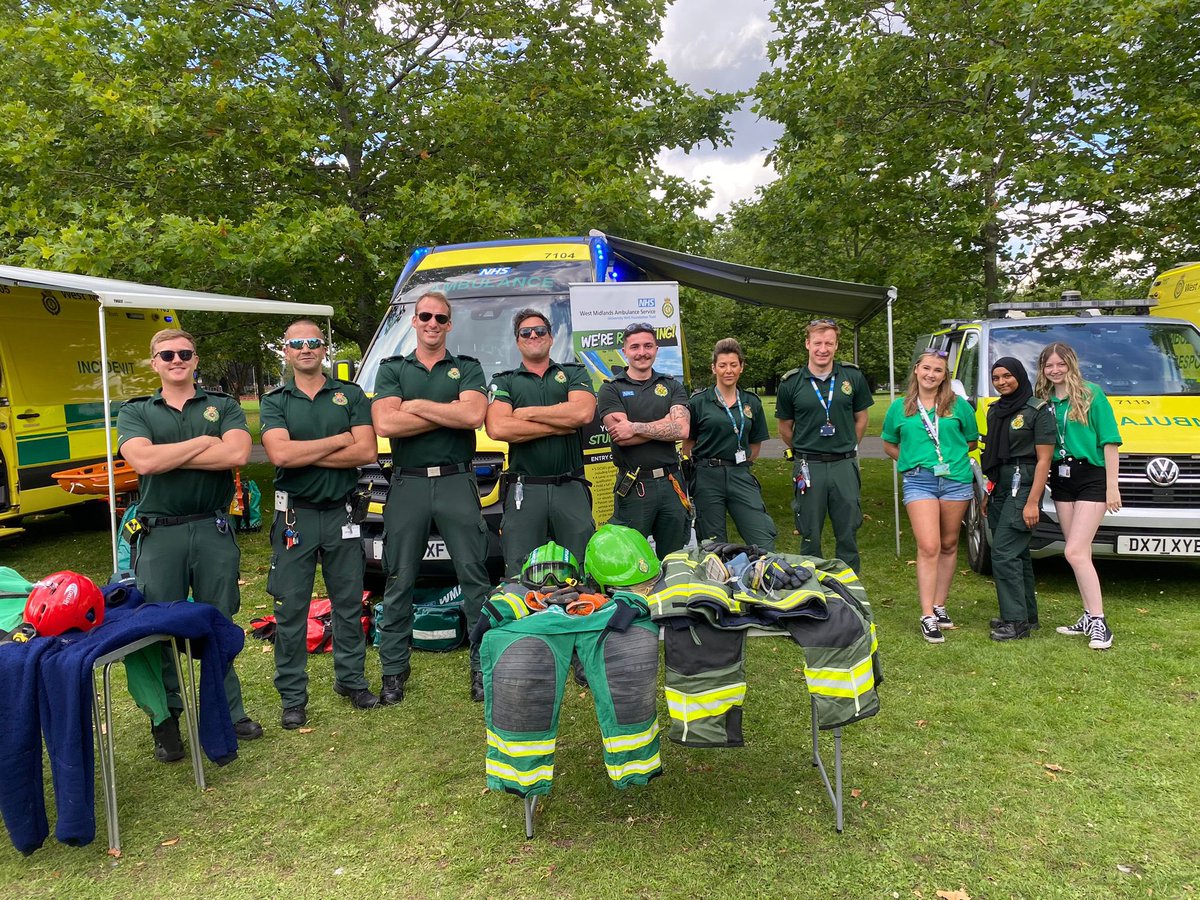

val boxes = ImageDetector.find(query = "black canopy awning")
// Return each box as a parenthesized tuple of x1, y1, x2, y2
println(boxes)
(606, 234, 893, 327)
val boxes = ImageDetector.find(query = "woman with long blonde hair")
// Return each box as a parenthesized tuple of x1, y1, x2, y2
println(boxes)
(882, 350, 979, 643)
(1035, 342, 1122, 650)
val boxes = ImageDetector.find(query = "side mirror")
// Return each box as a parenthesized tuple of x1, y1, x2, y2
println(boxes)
(333, 359, 356, 382)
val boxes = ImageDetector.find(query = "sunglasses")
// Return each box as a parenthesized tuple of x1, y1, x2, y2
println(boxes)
(809, 318, 837, 326)
(622, 322, 656, 339)
(154, 349, 195, 362)
(285, 338, 326, 350)
(927, 349, 949, 358)
(518, 325, 550, 339)
(417, 311, 450, 324)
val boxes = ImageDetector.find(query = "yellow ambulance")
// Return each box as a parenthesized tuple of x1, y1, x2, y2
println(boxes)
(0, 278, 169, 539)
(1150, 261, 1200, 328)
(921, 299, 1200, 571)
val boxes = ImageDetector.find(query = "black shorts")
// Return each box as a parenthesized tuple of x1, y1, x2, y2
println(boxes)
(1049, 458, 1107, 503)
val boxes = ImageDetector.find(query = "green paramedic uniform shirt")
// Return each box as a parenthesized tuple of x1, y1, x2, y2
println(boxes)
(1050, 382, 1122, 466)
(596, 369, 689, 471)
(260, 376, 373, 504)
(881, 395, 979, 483)
(985, 398, 1056, 461)
(687, 388, 769, 461)
(489, 361, 594, 476)
(775, 362, 873, 454)
(371, 350, 487, 467)
(116, 387, 247, 517)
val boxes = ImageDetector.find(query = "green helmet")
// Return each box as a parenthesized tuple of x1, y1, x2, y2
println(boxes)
(584, 525, 661, 590)
(521, 541, 581, 588)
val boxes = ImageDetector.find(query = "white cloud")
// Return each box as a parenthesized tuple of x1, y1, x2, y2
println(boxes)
(654, 0, 782, 217)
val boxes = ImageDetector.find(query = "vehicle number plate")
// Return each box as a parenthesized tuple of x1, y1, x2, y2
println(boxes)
(1116, 535, 1200, 556)
(423, 540, 451, 560)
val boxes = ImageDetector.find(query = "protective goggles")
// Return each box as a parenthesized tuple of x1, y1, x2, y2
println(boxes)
(154, 349, 195, 362)
(285, 338, 326, 350)
(518, 325, 550, 339)
(417, 311, 450, 324)
(521, 564, 578, 589)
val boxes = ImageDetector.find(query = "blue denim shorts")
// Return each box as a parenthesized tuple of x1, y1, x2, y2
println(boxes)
(902, 467, 974, 504)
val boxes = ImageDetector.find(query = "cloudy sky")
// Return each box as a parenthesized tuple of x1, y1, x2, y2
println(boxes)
(653, 0, 783, 218)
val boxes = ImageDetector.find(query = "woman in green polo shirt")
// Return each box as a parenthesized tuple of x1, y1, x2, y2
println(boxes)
(1035, 341, 1122, 651)
(882, 350, 978, 644)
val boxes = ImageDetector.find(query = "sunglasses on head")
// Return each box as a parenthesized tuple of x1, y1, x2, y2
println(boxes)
(154, 349, 195, 362)
(810, 318, 837, 327)
(417, 311, 450, 324)
(285, 338, 326, 350)
(927, 349, 949, 358)
(622, 323, 656, 340)
(518, 325, 550, 339)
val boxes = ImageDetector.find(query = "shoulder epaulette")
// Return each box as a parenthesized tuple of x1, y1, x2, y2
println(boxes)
(1029, 397, 1047, 410)
(455, 353, 481, 364)
(204, 389, 234, 399)
(123, 395, 153, 404)
(262, 384, 285, 397)
(839, 361, 861, 370)
(491, 368, 514, 380)
(690, 386, 707, 397)
(780, 367, 801, 383)
(380, 354, 406, 365)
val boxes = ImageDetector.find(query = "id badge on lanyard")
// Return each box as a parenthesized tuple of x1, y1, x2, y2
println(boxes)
(719, 388, 747, 463)
(811, 377, 836, 437)
(1054, 401, 1071, 476)
(918, 404, 951, 477)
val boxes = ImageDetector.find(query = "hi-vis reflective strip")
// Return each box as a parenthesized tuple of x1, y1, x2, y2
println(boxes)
(486, 759, 554, 786)
(664, 684, 747, 721)
(487, 730, 555, 758)
(730, 588, 825, 610)
(494, 591, 529, 620)
(602, 721, 660, 754)
(803, 657, 875, 712)
(605, 753, 662, 782)
(649, 582, 728, 615)
(818, 566, 859, 585)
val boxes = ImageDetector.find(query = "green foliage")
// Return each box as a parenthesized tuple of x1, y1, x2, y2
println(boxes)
(0, 1, 737, 359)
(716, 0, 1200, 384)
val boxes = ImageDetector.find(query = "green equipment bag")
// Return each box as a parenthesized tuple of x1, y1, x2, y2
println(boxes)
(0, 566, 34, 632)
(235, 479, 262, 532)
(373, 584, 466, 652)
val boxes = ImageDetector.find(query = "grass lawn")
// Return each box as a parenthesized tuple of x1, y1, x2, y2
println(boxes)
(2, 459, 1198, 897)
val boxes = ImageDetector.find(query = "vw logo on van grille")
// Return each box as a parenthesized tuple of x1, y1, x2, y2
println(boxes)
(1145, 457, 1180, 487)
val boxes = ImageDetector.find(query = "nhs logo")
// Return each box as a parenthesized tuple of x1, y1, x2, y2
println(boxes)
(480, 266, 511, 276)
(637, 297, 656, 309)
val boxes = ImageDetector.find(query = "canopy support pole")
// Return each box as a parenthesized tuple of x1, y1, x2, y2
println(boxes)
(99, 303, 120, 575)
(887, 288, 900, 557)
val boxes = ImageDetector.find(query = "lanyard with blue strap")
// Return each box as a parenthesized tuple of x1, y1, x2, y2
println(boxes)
(716, 387, 747, 463)
(809, 375, 836, 436)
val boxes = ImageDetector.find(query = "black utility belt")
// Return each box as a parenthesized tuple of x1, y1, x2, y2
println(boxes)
(796, 450, 856, 463)
(290, 496, 351, 511)
(396, 463, 470, 478)
(696, 458, 750, 468)
(621, 465, 678, 480)
(998, 458, 1038, 469)
(505, 470, 586, 486)
(140, 511, 218, 528)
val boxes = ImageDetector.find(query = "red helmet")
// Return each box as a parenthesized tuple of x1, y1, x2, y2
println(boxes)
(25, 571, 105, 636)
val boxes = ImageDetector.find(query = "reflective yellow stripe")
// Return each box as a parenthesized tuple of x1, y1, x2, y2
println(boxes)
(602, 720, 660, 754)
(496, 591, 528, 619)
(487, 730, 556, 757)
(803, 657, 875, 711)
(605, 753, 661, 781)
(649, 582, 729, 615)
(486, 759, 554, 785)
(664, 684, 746, 721)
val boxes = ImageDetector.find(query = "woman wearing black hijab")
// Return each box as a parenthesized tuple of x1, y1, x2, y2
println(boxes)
(981, 357, 1056, 640)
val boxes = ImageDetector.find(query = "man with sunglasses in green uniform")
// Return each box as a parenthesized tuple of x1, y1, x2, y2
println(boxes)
(117, 328, 261, 760)
(776, 319, 873, 574)
(372, 291, 491, 703)
(485, 309, 596, 576)
(260, 320, 380, 729)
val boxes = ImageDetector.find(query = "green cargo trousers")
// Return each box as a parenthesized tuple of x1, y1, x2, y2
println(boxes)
(987, 462, 1040, 625)
(692, 464, 777, 551)
(792, 456, 863, 574)
(379, 472, 490, 678)
(610, 475, 689, 559)
(134, 517, 246, 723)
(267, 503, 369, 708)
(500, 479, 595, 577)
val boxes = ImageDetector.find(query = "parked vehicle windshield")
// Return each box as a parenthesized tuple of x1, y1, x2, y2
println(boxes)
(989, 320, 1200, 396)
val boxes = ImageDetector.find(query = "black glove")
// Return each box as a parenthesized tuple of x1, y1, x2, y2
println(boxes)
(761, 558, 811, 591)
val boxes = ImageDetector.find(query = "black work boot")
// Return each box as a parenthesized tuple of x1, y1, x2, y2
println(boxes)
(990, 621, 1030, 641)
(380, 674, 406, 706)
(470, 667, 485, 703)
(281, 706, 307, 730)
(152, 714, 185, 763)
(334, 683, 381, 709)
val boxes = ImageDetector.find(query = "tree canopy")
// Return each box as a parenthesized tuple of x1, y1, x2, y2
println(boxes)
(1, 0, 737, 376)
